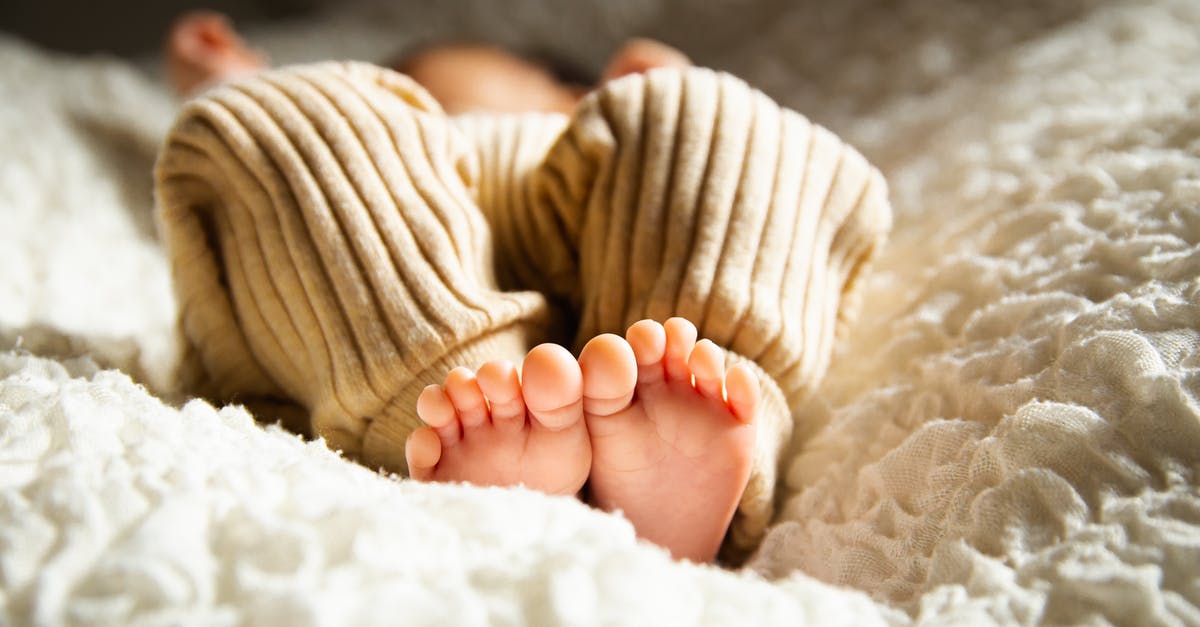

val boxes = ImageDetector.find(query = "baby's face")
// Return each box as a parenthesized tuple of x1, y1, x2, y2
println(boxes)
(396, 44, 581, 115)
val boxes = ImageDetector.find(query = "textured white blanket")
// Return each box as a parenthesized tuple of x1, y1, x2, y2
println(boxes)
(2, 0, 1198, 624)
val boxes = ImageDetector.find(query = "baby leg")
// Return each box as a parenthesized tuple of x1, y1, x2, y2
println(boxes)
(156, 62, 549, 473)
(515, 67, 893, 559)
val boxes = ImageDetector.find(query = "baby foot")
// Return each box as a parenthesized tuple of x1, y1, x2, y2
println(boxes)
(165, 11, 268, 96)
(404, 344, 591, 496)
(580, 318, 758, 563)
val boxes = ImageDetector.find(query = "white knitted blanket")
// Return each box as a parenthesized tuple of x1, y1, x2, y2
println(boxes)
(2, 0, 1198, 624)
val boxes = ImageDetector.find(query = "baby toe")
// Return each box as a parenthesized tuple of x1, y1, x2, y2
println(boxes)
(405, 426, 442, 480)
(724, 364, 760, 424)
(663, 317, 698, 382)
(626, 319, 667, 384)
(688, 339, 725, 401)
(521, 343, 584, 431)
(477, 360, 526, 430)
(444, 367, 489, 429)
(417, 384, 462, 446)
(579, 334, 637, 417)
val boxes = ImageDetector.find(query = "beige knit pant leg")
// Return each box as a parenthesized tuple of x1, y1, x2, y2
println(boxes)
(451, 112, 572, 303)
(155, 62, 551, 473)
(500, 68, 893, 557)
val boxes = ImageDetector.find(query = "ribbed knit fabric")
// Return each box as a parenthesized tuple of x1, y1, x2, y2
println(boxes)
(155, 62, 892, 559)
(504, 68, 893, 557)
(155, 62, 550, 471)
(452, 113, 570, 296)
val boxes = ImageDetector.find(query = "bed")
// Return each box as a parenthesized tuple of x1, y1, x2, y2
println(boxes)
(2, 0, 1197, 624)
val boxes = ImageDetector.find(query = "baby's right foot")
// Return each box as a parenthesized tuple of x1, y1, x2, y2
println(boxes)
(404, 344, 591, 497)
(579, 319, 759, 563)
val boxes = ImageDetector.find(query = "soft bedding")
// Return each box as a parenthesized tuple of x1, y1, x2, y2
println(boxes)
(2, 0, 1198, 625)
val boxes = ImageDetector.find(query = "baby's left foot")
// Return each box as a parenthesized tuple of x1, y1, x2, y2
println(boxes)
(580, 318, 758, 563)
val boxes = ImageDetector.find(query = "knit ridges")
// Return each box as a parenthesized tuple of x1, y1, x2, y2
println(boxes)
(451, 113, 571, 294)
(526, 67, 893, 553)
(531, 67, 892, 407)
(156, 62, 546, 456)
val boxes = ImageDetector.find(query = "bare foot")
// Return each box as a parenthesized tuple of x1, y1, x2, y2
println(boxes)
(404, 344, 591, 496)
(165, 11, 267, 96)
(580, 318, 758, 563)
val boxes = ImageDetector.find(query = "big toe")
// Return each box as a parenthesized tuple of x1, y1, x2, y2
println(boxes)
(521, 343, 584, 431)
(579, 334, 637, 417)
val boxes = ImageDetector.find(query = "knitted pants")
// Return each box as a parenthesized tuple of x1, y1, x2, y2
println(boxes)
(155, 61, 891, 556)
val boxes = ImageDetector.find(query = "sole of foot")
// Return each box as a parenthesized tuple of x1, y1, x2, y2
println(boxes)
(580, 317, 758, 563)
